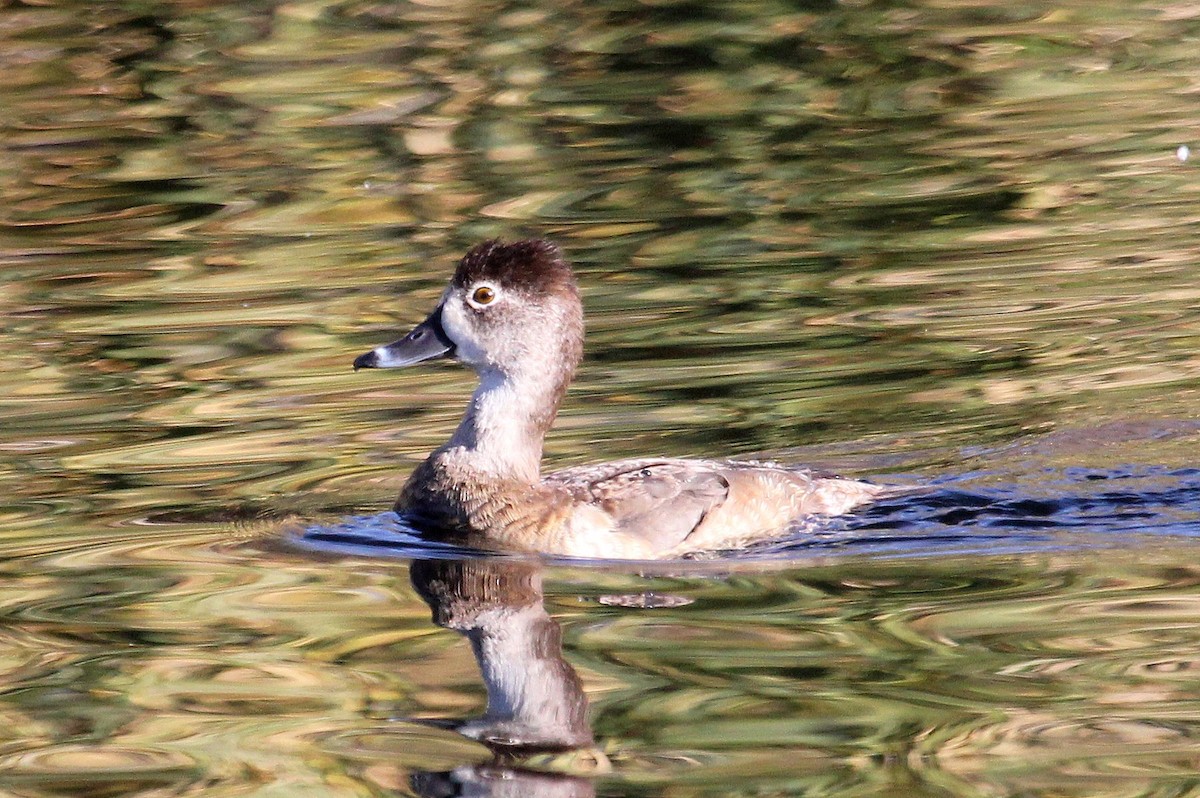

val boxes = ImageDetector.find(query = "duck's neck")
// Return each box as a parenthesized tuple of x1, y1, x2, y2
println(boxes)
(444, 367, 564, 484)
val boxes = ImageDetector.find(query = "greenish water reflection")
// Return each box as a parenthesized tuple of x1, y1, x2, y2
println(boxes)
(3, 0, 1200, 795)
(4, 537, 1200, 797)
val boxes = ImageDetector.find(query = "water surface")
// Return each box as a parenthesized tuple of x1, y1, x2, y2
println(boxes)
(3, 1, 1200, 795)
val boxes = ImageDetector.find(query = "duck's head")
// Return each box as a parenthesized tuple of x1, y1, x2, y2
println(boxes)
(354, 239, 584, 388)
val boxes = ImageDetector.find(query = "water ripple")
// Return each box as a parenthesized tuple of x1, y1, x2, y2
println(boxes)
(0, 745, 200, 796)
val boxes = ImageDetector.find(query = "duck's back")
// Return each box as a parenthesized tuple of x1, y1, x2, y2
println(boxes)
(546, 458, 883, 556)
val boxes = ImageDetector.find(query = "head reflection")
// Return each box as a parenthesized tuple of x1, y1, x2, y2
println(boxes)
(408, 558, 604, 797)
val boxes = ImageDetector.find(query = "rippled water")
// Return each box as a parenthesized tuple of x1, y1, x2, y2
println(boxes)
(4, 1, 1200, 795)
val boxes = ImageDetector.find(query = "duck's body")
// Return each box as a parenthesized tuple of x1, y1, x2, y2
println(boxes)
(355, 239, 883, 559)
(402, 454, 879, 559)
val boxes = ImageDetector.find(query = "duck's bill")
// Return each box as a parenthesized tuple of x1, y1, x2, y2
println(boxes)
(353, 307, 456, 370)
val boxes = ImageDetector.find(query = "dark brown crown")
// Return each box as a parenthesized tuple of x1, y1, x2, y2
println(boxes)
(451, 239, 577, 297)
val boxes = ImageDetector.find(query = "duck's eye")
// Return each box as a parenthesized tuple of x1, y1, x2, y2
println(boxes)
(470, 285, 497, 306)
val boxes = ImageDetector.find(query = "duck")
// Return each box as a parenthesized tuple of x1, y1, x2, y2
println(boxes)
(353, 238, 885, 559)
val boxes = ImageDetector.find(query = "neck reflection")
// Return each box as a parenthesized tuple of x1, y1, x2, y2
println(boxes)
(408, 557, 602, 797)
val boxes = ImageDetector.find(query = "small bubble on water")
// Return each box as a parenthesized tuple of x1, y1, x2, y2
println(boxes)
(1178, 145, 1190, 162)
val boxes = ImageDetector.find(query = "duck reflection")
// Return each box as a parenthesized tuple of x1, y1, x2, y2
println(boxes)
(408, 557, 602, 797)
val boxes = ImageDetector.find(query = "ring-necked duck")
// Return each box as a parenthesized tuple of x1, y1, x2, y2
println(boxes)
(354, 239, 884, 558)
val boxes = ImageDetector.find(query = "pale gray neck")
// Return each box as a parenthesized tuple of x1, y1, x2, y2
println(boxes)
(446, 366, 564, 483)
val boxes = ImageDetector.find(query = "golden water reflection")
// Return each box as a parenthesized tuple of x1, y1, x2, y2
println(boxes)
(4, 0, 1200, 796)
(1, 525, 1200, 796)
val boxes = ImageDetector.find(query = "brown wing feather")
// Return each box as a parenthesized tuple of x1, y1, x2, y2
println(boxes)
(547, 460, 730, 550)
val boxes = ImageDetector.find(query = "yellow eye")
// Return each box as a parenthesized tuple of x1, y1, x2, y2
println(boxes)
(471, 285, 496, 305)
